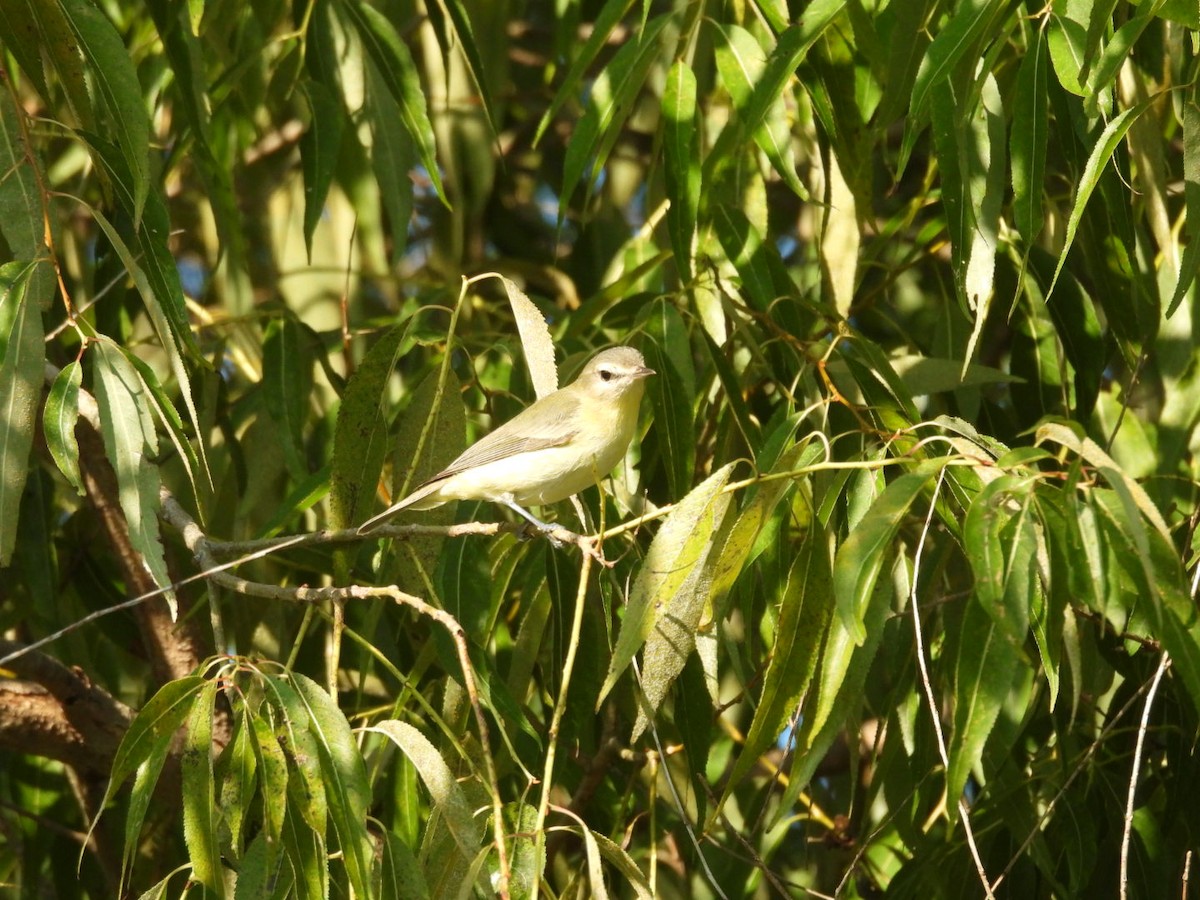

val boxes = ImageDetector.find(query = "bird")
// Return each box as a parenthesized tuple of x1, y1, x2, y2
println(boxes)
(357, 346, 654, 540)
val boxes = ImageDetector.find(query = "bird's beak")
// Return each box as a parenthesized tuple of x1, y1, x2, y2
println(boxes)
(634, 366, 655, 379)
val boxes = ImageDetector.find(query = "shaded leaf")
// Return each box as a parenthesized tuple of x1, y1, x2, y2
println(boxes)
(600, 464, 735, 706)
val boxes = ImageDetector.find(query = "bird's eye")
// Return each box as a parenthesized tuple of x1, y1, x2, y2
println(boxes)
(599, 368, 614, 382)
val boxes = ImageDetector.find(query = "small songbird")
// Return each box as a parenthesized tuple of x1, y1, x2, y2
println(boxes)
(357, 346, 654, 538)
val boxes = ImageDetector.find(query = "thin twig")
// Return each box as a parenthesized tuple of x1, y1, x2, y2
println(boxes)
(910, 469, 995, 898)
(532, 549, 594, 900)
(1120, 654, 1170, 900)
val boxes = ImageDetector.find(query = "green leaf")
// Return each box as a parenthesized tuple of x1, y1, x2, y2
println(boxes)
(963, 475, 1038, 647)
(947, 594, 1023, 821)
(710, 21, 807, 200)
(247, 713, 289, 859)
(533, 0, 638, 147)
(299, 79, 345, 260)
(379, 828, 431, 899)
(631, 476, 733, 740)
(663, 61, 700, 283)
(94, 676, 207, 887)
(1167, 98, 1200, 318)
(217, 710, 257, 859)
(81, 179, 211, 497)
(1045, 97, 1155, 303)
(898, 0, 1007, 175)
(368, 720, 483, 864)
(262, 316, 314, 481)
(779, 553, 896, 811)
(182, 680, 223, 896)
(378, 367, 465, 592)
(833, 467, 935, 644)
(721, 521, 835, 799)
(1011, 22, 1049, 244)
(874, 0, 936, 124)
(342, 0, 448, 207)
(710, 205, 777, 312)
(0, 261, 47, 566)
(365, 59, 416, 266)
(559, 15, 669, 217)
(600, 464, 735, 706)
(289, 673, 373, 898)
(0, 88, 56, 306)
(329, 322, 414, 531)
(43, 361, 85, 496)
(60, 0, 151, 223)
(639, 302, 695, 499)
(90, 341, 175, 612)
(260, 674, 328, 838)
(704, 1, 846, 185)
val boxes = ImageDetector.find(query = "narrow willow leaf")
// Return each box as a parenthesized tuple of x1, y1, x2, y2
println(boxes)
(1035, 422, 1170, 541)
(262, 316, 314, 481)
(1012, 23, 1049, 244)
(1045, 97, 1155, 303)
(81, 189, 211, 497)
(899, 0, 1004, 175)
(119, 348, 203, 507)
(43, 362, 85, 495)
(365, 59, 416, 266)
(833, 468, 935, 644)
(600, 464, 735, 706)
(94, 676, 207, 887)
(0, 262, 46, 566)
(711, 205, 777, 311)
(1082, 2, 1160, 118)
(704, 0, 846, 184)
(379, 828, 431, 899)
(430, 0, 498, 138)
(182, 681, 223, 897)
(0, 88, 55, 305)
(380, 368, 464, 592)
(559, 15, 670, 217)
(721, 522, 835, 800)
(60, 0, 151, 223)
(961, 72, 1005, 369)
(963, 475, 1038, 646)
(779, 555, 896, 812)
(631, 483, 732, 740)
(641, 302, 696, 499)
(368, 721, 483, 862)
(247, 714, 288, 857)
(91, 342, 175, 612)
(663, 61, 700, 284)
(329, 322, 414, 531)
(299, 79, 345, 260)
(289, 673, 373, 898)
(947, 595, 1022, 821)
(708, 439, 823, 617)
(533, 0, 637, 147)
(587, 829, 654, 899)
(503, 277, 557, 398)
(711, 22, 807, 199)
(1167, 98, 1200, 318)
(144, 0, 241, 259)
(218, 711, 257, 857)
(280, 802, 328, 900)
(342, 0, 448, 206)
(874, 0, 936, 124)
(260, 675, 327, 837)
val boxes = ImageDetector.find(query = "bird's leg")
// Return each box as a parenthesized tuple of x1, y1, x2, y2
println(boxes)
(500, 497, 566, 547)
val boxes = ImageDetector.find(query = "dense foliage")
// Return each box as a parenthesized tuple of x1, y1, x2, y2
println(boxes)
(2, 0, 1199, 896)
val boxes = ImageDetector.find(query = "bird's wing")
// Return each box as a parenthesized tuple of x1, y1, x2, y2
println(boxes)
(418, 389, 581, 486)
